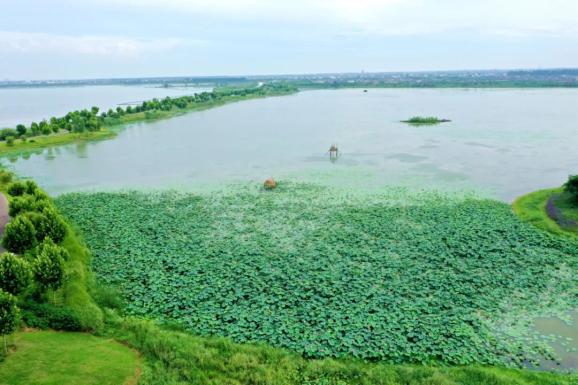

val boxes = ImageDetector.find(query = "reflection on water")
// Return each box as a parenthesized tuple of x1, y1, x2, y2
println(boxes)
(2, 88, 578, 200)
(531, 311, 578, 372)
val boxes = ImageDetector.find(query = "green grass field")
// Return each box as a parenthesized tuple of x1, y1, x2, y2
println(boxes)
(0, 331, 139, 385)
(0, 130, 117, 158)
(513, 188, 578, 237)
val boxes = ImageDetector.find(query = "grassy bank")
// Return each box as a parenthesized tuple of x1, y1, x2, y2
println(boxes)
(104, 314, 577, 385)
(0, 85, 297, 158)
(513, 188, 578, 237)
(0, 331, 139, 385)
(0, 129, 116, 158)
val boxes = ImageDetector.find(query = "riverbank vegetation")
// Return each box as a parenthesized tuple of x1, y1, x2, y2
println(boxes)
(0, 173, 576, 384)
(402, 116, 451, 125)
(0, 84, 297, 157)
(513, 176, 578, 237)
(55, 183, 578, 368)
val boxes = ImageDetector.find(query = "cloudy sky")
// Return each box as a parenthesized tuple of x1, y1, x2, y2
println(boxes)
(1, 0, 577, 80)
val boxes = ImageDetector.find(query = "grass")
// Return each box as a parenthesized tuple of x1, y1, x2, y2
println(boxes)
(56, 183, 578, 367)
(105, 314, 578, 385)
(0, 130, 117, 158)
(0, 331, 139, 385)
(512, 188, 578, 237)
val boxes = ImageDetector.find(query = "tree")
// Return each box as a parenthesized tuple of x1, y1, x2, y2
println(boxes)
(24, 208, 67, 244)
(2, 215, 37, 254)
(30, 122, 40, 136)
(33, 240, 66, 296)
(0, 253, 31, 296)
(6, 136, 14, 147)
(565, 175, 578, 203)
(0, 290, 18, 353)
(15, 124, 26, 136)
(91, 106, 99, 115)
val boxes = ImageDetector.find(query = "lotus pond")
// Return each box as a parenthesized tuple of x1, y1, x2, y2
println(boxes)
(56, 183, 578, 368)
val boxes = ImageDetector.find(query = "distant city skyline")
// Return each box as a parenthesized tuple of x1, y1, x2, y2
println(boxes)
(1, 0, 577, 80)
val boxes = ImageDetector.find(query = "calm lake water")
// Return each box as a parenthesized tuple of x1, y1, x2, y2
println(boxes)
(2, 88, 578, 200)
(0, 85, 209, 128)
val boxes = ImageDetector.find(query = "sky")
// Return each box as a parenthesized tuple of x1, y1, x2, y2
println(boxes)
(1, 0, 577, 80)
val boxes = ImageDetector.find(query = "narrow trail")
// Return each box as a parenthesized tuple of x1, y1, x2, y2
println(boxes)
(0, 192, 8, 252)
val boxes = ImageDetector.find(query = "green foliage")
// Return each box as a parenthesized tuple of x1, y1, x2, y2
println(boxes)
(105, 316, 577, 385)
(6, 181, 27, 196)
(23, 208, 68, 244)
(402, 116, 450, 125)
(56, 185, 578, 367)
(0, 290, 18, 341)
(19, 302, 82, 331)
(32, 239, 66, 292)
(564, 175, 578, 202)
(2, 215, 37, 254)
(0, 253, 31, 296)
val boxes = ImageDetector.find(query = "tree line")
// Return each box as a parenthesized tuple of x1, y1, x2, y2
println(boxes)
(0, 173, 70, 352)
(0, 84, 296, 146)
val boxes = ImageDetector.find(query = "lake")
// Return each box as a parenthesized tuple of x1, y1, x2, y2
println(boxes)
(2, 88, 578, 201)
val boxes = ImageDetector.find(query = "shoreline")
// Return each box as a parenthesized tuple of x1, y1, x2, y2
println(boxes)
(0, 86, 297, 158)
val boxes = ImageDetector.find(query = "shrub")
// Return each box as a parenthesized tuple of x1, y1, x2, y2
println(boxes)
(9, 195, 50, 217)
(0, 290, 18, 353)
(6, 181, 27, 197)
(5, 136, 14, 146)
(2, 215, 37, 254)
(23, 209, 67, 244)
(0, 253, 31, 296)
(19, 302, 82, 331)
(564, 175, 578, 202)
(32, 239, 66, 293)
(0, 170, 12, 185)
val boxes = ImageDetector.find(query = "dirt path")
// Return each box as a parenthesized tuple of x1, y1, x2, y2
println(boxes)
(0, 192, 9, 252)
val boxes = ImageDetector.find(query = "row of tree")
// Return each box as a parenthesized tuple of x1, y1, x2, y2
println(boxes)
(1, 84, 296, 146)
(0, 176, 69, 352)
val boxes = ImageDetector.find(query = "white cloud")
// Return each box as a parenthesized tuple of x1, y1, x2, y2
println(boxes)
(0, 31, 195, 57)
(94, 0, 578, 38)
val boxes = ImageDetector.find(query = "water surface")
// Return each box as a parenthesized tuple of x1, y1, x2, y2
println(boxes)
(3, 88, 578, 200)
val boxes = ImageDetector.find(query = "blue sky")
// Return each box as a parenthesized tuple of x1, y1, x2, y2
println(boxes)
(1, 0, 577, 80)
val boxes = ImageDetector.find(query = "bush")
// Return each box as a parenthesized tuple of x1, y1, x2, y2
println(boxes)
(6, 181, 27, 196)
(2, 215, 37, 254)
(564, 175, 578, 202)
(9, 195, 50, 217)
(5, 136, 15, 146)
(20, 302, 82, 331)
(23, 209, 67, 244)
(0, 253, 31, 296)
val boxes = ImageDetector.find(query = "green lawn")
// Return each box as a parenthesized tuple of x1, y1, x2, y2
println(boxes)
(513, 188, 578, 237)
(0, 130, 117, 158)
(0, 331, 139, 385)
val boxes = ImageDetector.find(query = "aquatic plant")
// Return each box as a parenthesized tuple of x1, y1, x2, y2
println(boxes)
(402, 116, 450, 125)
(56, 184, 578, 366)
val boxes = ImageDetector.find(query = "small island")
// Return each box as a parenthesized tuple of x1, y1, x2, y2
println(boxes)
(402, 116, 451, 125)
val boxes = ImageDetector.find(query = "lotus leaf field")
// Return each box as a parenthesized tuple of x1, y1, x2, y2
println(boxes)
(55, 183, 578, 367)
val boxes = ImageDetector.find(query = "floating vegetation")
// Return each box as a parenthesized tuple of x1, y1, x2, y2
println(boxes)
(402, 116, 451, 125)
(56, 183, 578, 366)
